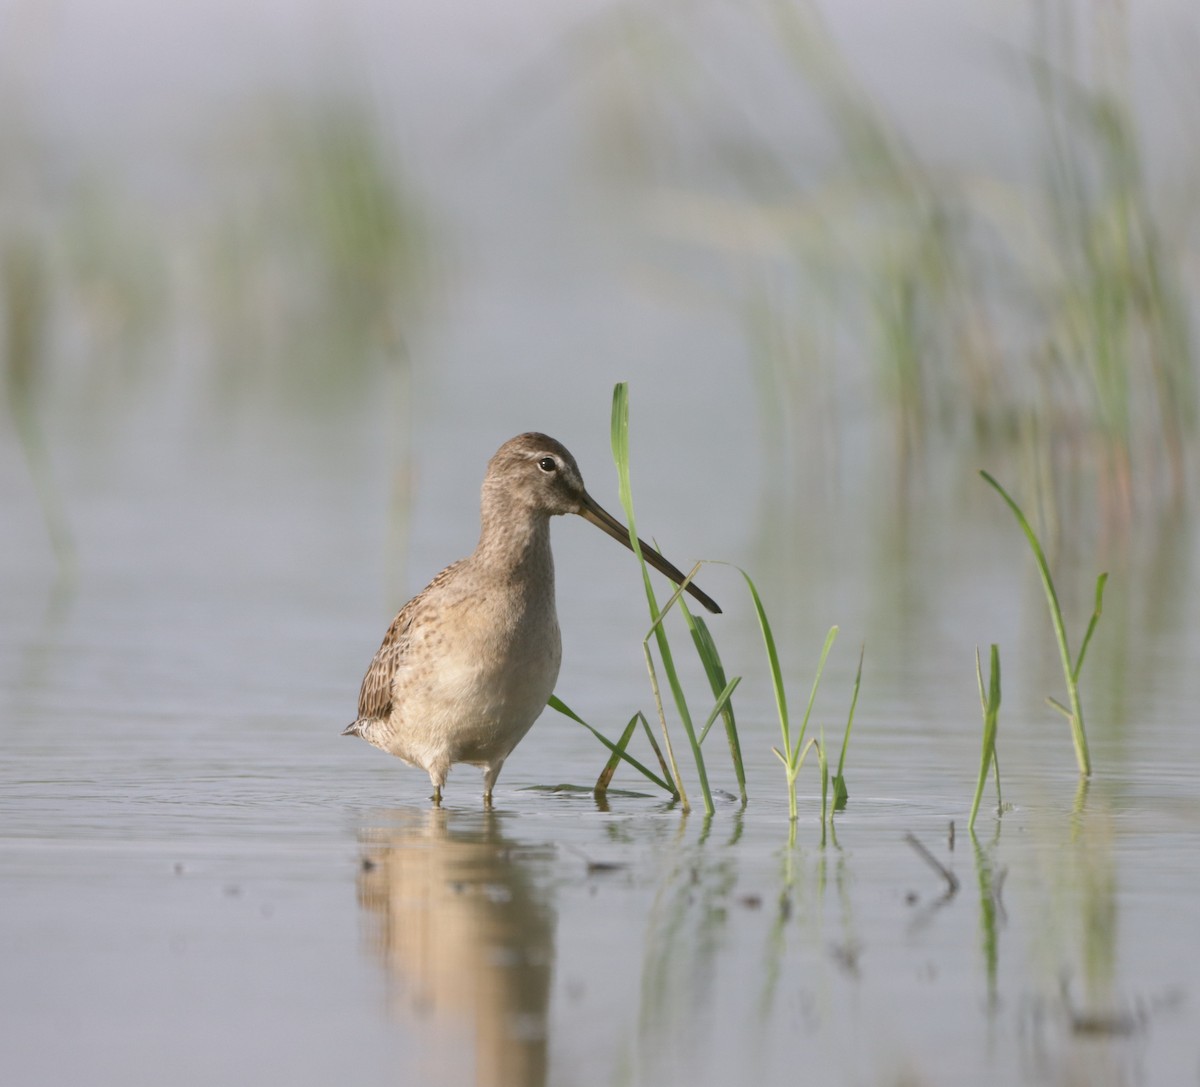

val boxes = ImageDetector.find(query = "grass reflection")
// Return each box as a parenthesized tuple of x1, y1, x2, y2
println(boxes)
(970, 825, 1006, 1011)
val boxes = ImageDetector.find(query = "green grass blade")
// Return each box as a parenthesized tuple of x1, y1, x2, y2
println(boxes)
(697, 676, 742, 744)
(793, 737, 819, 774)
(643, 619, 709, 813)
(612, 383, 713, 814)
(968, 645, 1002, 834)
(832, 643, 864, 811)
(979, 469, 1072, 666)
(1046, 696, 1073, 719)
(980, 470, 1091, 776)
(611, 382, 632, 504)
(969, 648, 987, 832)
(724, 565, 841, 822)
(831, 763, 851, 810)
(975, 644, 987, 714)
(639, 714, 674, 788)
(831, 773, 849, 813)
(1073, 571, 1108, 681)
(546, 693, 590, 728)
(683, 602, 747, 801)
(547, 695, 675, 795)
(735, 568, 790, 761)
(641, 640, 690, 809)
(818, 731, 829, 827)
(610, 382, 659, 613)
(595, 713, 641, 797)
(796, 626, 839, 763)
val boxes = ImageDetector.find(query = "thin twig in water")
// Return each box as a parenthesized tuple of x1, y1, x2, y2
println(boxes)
(905, 833, 960, 896)
(563, 843, 627, 874)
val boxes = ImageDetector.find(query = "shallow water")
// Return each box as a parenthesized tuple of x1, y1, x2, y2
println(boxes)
(5, 1, 1200, 1084)
(4, 390, 1200, 1087)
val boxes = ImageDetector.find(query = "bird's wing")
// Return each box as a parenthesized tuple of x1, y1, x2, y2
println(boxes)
(355, 560, 464, 722)
(356, 611, 410, 722)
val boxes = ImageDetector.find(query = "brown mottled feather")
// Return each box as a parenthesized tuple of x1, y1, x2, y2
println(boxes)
(355, 559, 464, 722)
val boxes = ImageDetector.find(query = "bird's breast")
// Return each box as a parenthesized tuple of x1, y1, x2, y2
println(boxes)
(395, 575, 562, 729)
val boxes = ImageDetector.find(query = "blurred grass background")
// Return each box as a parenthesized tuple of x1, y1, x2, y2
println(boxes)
(586, 0, 1198, 537)
(3, 0, 1198, 579)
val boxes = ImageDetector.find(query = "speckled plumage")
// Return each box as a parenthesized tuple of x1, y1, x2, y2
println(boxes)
(344, 432, 719, 804)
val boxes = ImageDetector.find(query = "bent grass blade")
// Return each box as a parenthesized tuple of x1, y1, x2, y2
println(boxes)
(595, 712, 643, 798)
(547, 695, 675, 797)
(683, 602, 747, 803)
(980, 470, 1100, 776)
(832, 644, 864, 813)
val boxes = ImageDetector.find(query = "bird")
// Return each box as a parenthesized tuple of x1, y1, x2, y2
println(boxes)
(343, 431, 720, 804)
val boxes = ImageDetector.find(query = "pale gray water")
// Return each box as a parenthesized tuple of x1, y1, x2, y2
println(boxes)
(4, 1, 1200, 1085)
(5, 356, 1200, 1086)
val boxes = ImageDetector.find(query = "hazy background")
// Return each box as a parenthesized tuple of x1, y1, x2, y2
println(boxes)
(7, 0, 1200, 726)
(7, 0, 1199, 571)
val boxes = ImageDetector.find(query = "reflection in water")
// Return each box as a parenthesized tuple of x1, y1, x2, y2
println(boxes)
(633, 818, 865, 1080)
(1019, 783, 1138, 1085)
(970, 825, 1006, 1011)
(1067, 782, 1118, 1003)
(355, 809, 555, 1087)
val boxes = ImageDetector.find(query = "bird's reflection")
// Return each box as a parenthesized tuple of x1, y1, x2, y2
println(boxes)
(356, 807, 555, 1087)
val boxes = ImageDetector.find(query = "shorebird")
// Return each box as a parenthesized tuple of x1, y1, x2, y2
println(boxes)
(343, 432, 720, 804)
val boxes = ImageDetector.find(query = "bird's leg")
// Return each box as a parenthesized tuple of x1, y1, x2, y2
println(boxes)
(429, 772, 444, 806)
(482, 761, 504, 807)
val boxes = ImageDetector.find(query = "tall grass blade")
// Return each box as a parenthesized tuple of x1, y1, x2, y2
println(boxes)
(733, 562, 841, 822)
(969, 644, 1002, 834)
(640, 642, 691, 810)
(612, 383, 714, 814)
(980, 470, 1094, 776)
(683, 602, 747, 801)
(832, 643, 864, 811)
(610, 382, 658, 606)
(735, 566, 800, 818)
(736, 568, 790, 757)
(817, 730, 829, 828)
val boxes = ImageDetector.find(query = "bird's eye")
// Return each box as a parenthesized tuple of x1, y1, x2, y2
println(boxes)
(538, 457, 557, 473)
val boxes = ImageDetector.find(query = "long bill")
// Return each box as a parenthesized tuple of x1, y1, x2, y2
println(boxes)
(577, 492, 721, 615)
